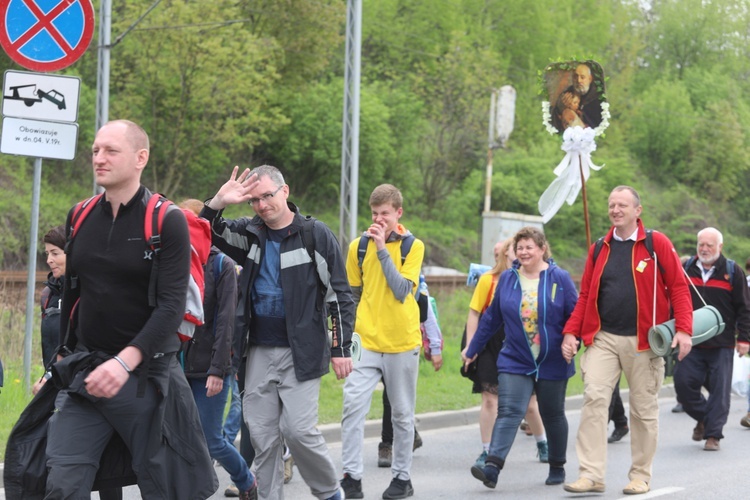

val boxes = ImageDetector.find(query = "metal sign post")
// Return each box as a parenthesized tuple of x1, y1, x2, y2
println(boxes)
(0, 0, 93, 392)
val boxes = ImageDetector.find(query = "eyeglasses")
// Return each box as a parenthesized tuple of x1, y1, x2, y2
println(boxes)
(248, 185, 284, 206)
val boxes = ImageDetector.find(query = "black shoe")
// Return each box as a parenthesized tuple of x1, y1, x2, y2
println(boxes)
(608, 426, 629, 443)
(672, 403, 684, 413)
(545, 466, 566, 485)
(340, 474, 363, 499)
(470, 463, 499, 489)
(382, 478, 414, 499)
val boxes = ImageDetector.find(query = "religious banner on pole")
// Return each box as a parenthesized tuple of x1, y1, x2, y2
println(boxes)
(537, 59, 610, 246)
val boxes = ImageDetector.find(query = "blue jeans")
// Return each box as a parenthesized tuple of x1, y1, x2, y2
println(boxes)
(487, 372, 568, 467)
(223, 376, 242, 444)
(189, 376, 255, 491)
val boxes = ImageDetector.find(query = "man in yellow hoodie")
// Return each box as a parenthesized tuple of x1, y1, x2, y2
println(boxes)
(340, 184, 424, 500)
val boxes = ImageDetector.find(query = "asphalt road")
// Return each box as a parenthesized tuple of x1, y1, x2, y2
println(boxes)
(5, 389, 749, 499)
(263, 391, 750, 499)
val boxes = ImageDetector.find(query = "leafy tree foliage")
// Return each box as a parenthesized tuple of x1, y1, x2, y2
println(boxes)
(4, 0, 750, 272)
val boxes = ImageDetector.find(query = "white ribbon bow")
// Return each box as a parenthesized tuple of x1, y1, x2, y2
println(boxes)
(538, 126, 603, 223)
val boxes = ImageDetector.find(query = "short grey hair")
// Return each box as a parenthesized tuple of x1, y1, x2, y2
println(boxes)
(611, 185, 641, 207)
(697, 227, 723, 245)
(250, 164, 285, 188)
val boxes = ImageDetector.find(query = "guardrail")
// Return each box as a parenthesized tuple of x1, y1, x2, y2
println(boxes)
(0, 270, 48, 285)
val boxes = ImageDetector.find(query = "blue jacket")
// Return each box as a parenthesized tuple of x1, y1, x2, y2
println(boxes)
(466, 260, 578, 381)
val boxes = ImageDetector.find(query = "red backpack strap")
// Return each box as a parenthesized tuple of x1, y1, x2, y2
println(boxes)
(68, 194, 103, 241)
(143, 193, 172, 253)
(65, 194, 104, 291)
(143, 193, 173, 307)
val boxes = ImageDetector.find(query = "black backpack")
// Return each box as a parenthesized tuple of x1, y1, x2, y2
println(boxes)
(356, 233, 426, 320)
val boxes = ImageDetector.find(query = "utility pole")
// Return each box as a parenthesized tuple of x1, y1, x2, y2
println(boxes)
(339, 0, 362, 251)
(94, 0, 111, 194)
(94, 0, 162, 194)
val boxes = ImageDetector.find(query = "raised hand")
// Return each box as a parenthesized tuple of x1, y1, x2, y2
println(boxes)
(209, 166, 260, 209)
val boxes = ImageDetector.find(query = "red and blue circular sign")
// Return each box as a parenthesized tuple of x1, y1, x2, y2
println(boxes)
(0, 0, 95, 72)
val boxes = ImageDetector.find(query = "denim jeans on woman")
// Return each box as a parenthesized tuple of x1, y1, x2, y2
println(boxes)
(486, 372, 568, 467)
(189, 375, 255, 492)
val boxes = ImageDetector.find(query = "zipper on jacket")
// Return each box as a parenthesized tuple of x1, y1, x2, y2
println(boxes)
(513, 268, 541, 379)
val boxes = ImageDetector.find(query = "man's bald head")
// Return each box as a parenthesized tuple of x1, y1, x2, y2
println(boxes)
(104, 119, 149, 152)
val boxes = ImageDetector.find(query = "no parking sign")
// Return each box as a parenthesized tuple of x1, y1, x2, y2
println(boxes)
(0, 0, 95, 72)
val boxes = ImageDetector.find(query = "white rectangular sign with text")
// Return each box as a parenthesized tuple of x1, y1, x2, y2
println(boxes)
(1, 117, 79, 160)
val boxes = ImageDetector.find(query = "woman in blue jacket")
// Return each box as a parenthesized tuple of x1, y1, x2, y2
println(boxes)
(463, 226, 578, 490)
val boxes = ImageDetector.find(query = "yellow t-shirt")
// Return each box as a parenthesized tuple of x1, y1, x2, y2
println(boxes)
(346, 232, 424, 353)
(469, 273, 498, 313)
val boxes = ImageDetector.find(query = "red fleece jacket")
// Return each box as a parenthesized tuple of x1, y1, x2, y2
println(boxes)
(564, 220, 693, 351)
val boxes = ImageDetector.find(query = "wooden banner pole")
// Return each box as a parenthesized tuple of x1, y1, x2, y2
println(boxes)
(579, 155, 592, 248)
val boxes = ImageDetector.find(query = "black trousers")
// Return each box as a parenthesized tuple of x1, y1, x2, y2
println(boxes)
(608, 383, 628, 428)
(674, 347, 733, 439)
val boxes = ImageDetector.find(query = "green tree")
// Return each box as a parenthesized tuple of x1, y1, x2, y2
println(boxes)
(642, 0, 739, 80)
(238, 0, 345, 85)
(627, 79, 695, 183)
(109, 0, 287, 197)
(685, 100, 750, 202)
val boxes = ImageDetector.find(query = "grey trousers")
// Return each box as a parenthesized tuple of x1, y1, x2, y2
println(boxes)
(243, 346, 339, 500)
(341, 346, 420, 481)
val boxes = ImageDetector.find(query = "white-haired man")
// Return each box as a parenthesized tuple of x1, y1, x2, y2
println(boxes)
(674, 227, 750, 451)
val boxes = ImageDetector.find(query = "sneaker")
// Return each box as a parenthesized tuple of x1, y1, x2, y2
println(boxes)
(474, 450, 488, 468)
(284, 455, 294, 484)
(224, 484, 239, 497)
(519, 418, 530, 432)
(412, 429, 423, 451)
(382, 477, 414, 499)
(545, 466, 565, 485)
(608, 426, 629, 443)
(378, 442, 392, 468)
(741, 412, 750, 428)
(536, 440, 549, 463)
(672, 403, 684, 413)
(325, 488, 343, 500)
(239, 479, 258, 500)
(470, 463, 499, 489)
(340, 473, 363, 499)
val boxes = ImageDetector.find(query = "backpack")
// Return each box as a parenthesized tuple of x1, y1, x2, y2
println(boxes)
(420, 280, 444, 361)
(213, 253, 226, 286)
(299, 215, 326, 301)
(67, 192, 211, 343)
(683, 255, 735, 289)
(357, 234, 427, 319)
